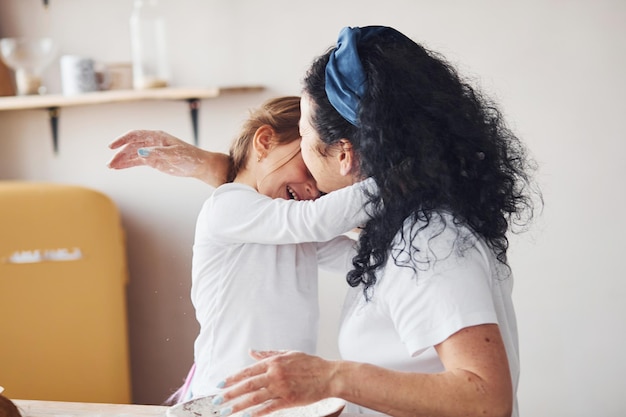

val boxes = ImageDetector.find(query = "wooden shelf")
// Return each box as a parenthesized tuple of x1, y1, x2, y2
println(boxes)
(0, 85, 264, 110)
(0, 85, 265, 153)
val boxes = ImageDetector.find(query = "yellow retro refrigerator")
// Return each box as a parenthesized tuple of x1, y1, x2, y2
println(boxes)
(0, 182, 131, 403)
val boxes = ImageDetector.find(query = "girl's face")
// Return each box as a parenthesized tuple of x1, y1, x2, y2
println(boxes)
(256, 139, 320, 201)
(299, 95, 355, 193)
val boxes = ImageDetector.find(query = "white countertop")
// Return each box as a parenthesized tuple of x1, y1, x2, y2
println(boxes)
(12, 399, 380, 417)
(13, 400, 167, 417)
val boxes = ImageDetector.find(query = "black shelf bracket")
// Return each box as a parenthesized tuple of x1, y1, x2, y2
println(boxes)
(48, 106, 60, 154)
(187, 98, 200, 146)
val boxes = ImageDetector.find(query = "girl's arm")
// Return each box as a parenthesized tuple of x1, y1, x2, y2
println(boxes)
(203, 179, 374, 245)
(110, 130, 377, 244)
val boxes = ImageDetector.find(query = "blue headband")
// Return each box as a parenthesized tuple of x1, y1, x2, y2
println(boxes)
(325, 26, 388, 126)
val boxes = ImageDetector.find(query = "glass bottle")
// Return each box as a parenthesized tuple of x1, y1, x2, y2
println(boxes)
(129, 0, 169, 89)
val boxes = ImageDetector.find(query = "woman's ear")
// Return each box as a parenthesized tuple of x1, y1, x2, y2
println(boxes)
(338, 139, 354, 176)
(252, 125, 275, 159)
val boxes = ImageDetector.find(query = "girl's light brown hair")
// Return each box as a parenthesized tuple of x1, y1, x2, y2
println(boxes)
(228, 96, 301, 181)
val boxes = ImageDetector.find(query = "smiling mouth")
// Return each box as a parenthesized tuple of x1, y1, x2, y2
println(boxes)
(287, 185, 299, 200)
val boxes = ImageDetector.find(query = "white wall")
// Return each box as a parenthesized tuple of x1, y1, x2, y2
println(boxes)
(1, 1, 625, 415)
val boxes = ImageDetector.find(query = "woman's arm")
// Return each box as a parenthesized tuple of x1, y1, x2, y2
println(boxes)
(109, 130, 376, 244)
(108, 129, 231, 187)
(214, 324, 512, 417)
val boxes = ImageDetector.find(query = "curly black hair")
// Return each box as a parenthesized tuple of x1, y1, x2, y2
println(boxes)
(303, 28, 540, 296)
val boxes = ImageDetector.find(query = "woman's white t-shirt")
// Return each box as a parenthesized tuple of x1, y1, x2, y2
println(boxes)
(338, 214, 519, 416)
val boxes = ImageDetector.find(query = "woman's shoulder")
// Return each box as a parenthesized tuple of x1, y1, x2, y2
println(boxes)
(387, 210, 497, 277)
(398, 211, 476, 247)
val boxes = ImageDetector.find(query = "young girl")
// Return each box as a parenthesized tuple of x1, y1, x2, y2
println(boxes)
(111, 97, 372, 401)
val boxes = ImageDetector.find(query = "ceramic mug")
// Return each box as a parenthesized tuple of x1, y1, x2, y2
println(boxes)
(60, 55, 109, 95)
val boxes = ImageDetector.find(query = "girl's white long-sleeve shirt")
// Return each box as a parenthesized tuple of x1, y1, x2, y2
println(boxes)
(190, 181, 371, 397)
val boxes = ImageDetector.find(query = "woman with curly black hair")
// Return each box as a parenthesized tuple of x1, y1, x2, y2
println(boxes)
(110, 25, 538, 417)
(212, 26, 538, 417)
